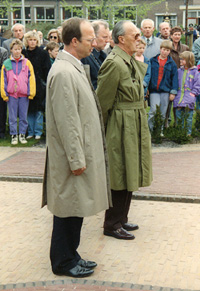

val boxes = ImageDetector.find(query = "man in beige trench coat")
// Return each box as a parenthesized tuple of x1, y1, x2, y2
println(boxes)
(42, 18, 111, 278)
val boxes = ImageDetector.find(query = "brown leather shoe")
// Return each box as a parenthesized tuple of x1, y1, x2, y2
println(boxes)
(123, 223, 139, 231)
(104, 227, 135, 240)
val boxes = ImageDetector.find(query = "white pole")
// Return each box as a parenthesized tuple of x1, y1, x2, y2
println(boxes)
(21, 0, 25, 28)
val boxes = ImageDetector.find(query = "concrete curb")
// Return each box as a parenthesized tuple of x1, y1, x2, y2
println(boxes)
(0, 175, 43, 183)
(0, 175, 200, 204)
(133, 193, 200, 204)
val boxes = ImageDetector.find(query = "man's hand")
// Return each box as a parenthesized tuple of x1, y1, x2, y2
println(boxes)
(169, 94, 175, 101)
(72, 167, 86, 176)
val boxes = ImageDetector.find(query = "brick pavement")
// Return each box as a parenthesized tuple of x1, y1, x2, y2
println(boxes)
(0, 144, 200, 290)
(1, 182, 200, 290)
(0, 145, 200, 200)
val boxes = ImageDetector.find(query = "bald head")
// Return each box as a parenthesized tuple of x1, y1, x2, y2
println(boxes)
(159, 22, 170, 39)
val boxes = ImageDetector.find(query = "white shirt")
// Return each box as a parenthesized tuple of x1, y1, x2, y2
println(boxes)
(62, 49, 82, 66)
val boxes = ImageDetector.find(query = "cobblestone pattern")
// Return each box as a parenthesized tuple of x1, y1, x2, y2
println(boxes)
(0, 280, 193, 290)
(1, 182, 200, 290)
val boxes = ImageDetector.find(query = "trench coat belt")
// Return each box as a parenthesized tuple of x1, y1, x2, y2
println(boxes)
(114, 101, 144, 110)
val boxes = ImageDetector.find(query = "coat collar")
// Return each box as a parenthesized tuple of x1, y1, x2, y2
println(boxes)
(112, 45, 132, 65)
(56, 50, 85, 74)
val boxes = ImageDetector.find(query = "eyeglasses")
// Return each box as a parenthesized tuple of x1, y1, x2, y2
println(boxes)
(50, 35, 58, 40)
(122, 32, 141, 40)
(81, 37, 96, 43)
(134, 33, 141, 40)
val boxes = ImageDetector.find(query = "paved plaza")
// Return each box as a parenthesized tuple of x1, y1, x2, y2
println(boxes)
(0, 144, 200, 291)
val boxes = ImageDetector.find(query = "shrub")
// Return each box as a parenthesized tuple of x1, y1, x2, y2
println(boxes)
(164, 108, 190, 144)
(151, 105, 163, 144)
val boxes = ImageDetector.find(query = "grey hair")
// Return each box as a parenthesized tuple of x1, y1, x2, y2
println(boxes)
(92, 19, 109, 36)
(112, 20, 133, 44)
(11, 23, 25, 34)
(141, 19, 154, 29)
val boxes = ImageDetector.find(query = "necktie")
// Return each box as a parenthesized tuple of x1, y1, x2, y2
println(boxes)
(147, 38, 150, 45)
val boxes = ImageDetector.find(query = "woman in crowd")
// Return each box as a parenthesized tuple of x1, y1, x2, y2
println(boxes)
(47, 29, 62, 45)
(22, 31, 51, 140)
(170, 26, 189, 68)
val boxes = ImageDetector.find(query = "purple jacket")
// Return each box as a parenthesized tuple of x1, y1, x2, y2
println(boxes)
(173, 66, 200, 110)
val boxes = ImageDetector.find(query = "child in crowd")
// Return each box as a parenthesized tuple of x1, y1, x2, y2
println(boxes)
(148, 40, 178, 133)
(173, 51, 200, 135)
(134, 38, 151, 101)
(1, 39, 36, 145)
(196, 60, 200, 110)
(45, 42, 59, 65)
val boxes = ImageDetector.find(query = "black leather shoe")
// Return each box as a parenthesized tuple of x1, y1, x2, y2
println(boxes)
(78, 259, 97, 269)
(55, 265, 94, 278)
(104, 227, 135, 240)
(123, 223, 139, 231)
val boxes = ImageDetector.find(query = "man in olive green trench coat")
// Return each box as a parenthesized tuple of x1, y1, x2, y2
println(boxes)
(97, 20, 152, 240)
(42, 18, 111, 278)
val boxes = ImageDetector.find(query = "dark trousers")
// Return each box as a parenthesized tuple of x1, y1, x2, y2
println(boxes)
(50, 216, 83, 274)
(104, 189, 132, 231)
(0, 97, 7, 137)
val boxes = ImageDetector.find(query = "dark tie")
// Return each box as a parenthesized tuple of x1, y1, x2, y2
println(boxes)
(147, 38, 150, 45)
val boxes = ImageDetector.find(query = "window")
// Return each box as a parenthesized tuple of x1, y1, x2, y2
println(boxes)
(12, 7, 31, 24)
(61, 7, 83, 21)
(0, 7, 8, 25)
(188, 11, 197, 18)
(114, 6, 136, 24)
(35, 7, 55, 23)
(87, 6, 101, 20)
(156, 15, 177, 30)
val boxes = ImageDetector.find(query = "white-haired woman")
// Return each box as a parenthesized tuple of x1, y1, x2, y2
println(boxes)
(22, 30, 51, 140)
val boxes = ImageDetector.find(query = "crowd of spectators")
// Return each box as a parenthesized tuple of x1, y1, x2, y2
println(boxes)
(1, 18, 200, 144)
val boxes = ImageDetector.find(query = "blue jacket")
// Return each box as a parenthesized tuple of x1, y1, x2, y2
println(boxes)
(143, 56, 151, 95)
(149, 54, 178, 94)
(81, 49, 107, 89)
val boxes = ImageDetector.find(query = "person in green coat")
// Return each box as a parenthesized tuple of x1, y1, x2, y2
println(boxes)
(97, 20, 153, 240)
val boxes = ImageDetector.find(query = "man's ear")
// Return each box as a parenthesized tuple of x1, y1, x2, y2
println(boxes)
(71, 37, 78, 47)
(118, 35, 125, 44)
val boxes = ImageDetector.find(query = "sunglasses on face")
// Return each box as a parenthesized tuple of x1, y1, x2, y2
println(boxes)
(50, 35, 58, 40)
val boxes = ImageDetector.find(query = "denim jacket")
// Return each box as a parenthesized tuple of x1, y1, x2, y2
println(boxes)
(149, 54, 178, 95)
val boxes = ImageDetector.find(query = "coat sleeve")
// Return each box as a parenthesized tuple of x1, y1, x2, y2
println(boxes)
(1, 64, 9, 101)
(0, 49, 8, 68)
(143, 59, 151, 90)
(170, 61, 178, 95)
(27, 60, 36, 100)
(96, 59, 120, 126)
(41, 50, 51, 82)
(47, 68, 86, 171)
(192, 39, 200, 64)
(191, 71, 200, 96)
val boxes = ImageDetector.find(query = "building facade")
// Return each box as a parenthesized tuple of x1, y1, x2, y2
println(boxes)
(0, 0, 199, 30)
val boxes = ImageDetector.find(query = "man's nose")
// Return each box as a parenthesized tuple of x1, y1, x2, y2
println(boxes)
(92, 39, 97, 47)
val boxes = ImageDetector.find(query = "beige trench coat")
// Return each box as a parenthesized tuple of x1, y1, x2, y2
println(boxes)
(42, 51, 111, 218)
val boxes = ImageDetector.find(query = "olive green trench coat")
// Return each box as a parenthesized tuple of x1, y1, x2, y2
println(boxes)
(97, 46, 153, 192)
(42, 51, 111, 218)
